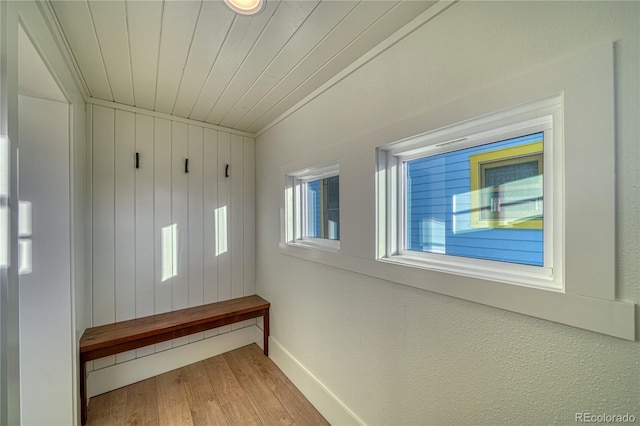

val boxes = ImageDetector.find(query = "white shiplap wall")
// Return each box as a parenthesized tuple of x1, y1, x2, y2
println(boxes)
(89, 103, 256, 373)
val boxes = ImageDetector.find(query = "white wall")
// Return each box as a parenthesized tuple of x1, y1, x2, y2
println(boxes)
(18, 94, 72, 426)
(2, 1, 87, 424)
(87, 103, 257, 396)
(256, 2, 639, 424)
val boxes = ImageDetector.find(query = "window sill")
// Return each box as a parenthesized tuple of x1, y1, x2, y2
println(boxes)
(283, 240, 340, 253)
(383, 253, 560, 292)
(279, 243, 635, 341)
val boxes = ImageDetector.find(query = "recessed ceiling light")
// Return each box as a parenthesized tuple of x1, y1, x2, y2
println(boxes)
(224, 0, 265, 16)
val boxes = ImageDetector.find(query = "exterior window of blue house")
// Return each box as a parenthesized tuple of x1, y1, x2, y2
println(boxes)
(377, 96, 563, 290)
(405, 132, 543, 266)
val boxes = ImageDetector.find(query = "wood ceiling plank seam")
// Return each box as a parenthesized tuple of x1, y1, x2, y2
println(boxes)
(275, 0, 437, 112)
(152, 0, 166, 112)
(251, 0, 448, 136)
(50, 0, 113, 100)
(186, 0, 280, 122)
(224, 0, 361, 129)
(171, 1, 235, 118)
(154, 0, 203, 114)
(124, 0, 164, 110)
(240, 0, 398, 131)
(215, 0, 323, 127)
(85, 0, 115, 102)
(168, 0, 205, 118)
(201, 0, 285, 124)
(233, 0, 379, 130)
(38, 1, 91, 99)
(124, 1, 136, 110)
(88, 0, 135, 106)
(184, 14, 237, 120)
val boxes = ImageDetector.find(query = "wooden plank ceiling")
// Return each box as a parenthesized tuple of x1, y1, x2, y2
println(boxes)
(51, 0, 438, 134)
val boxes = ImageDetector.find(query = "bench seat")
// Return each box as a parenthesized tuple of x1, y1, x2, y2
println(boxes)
(79, 295, 270, 425)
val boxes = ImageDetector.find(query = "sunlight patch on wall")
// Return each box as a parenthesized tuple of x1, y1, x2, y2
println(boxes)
(161, 223, 178, 282)
(215, 206, 228, 256)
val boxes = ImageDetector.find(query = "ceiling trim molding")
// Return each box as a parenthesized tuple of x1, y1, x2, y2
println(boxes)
(87, 97, 257, 138)
(254, 0, 457, 139)
(37, 0, 91, 100)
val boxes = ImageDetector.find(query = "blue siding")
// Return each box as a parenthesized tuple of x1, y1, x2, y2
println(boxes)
(406, 133, 544, 266)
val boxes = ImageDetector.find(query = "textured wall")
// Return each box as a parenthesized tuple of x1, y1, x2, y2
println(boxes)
(256, 2, 639, 424)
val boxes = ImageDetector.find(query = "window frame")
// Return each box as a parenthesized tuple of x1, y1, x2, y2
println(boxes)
(285, 161, 340, 252)
(377, 96, 564, 290)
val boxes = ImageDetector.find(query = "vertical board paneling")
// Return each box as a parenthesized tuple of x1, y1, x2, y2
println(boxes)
(203, 129, 219, 339)
(216, 131, 232, 334)
(230, 135, 244, 331)
(188, 126, 204, 343)
(114, 110, 136, 363)
(135, 114, 156, 358)
(172, 122, 190, 348)
(154, 118, 173, 353)
(90, 106, 256, 363)
(243, 137, 256, 296)
(243, 138, 256, 328)
(92, 105, 116, 369)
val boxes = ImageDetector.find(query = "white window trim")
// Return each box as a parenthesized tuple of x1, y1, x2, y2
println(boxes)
(378, 96, 563, 291)
(280, 44, 635, 341)
(284, 161, 340, 252)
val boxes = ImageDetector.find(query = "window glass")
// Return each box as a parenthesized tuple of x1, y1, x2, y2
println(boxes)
(307, 176, 340, 240)
(405, 132, 543, 266)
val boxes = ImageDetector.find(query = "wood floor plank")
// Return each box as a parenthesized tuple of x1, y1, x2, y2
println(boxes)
(86, 344, 326, 426)
(220, 396, 263, 426)
(180, 362, 229, 426)
(235, 345, 329, 426)
(203, 353, 245, 406)
(156, 368, 194, 426)
(124, 377, 159, 425)
(224, 347, 294, 426)
(87, 385, 127, 425)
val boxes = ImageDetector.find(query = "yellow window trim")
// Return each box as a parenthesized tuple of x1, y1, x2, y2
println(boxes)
(469, 140, 543, 230)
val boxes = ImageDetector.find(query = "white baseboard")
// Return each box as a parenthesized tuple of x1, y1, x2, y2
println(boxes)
(87, 326, 259, 398)
(269, 337, 365, 426)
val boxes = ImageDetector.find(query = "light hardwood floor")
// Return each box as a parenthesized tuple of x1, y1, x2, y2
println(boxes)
(86, 344, 329, 426)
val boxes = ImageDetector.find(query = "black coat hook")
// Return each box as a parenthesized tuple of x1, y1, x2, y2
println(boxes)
(185, 158, 189, 173)
(135, 152, 140, 169)
(225, 164, 229, 178)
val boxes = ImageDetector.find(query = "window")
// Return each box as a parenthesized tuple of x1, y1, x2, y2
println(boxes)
(378, 96, 562, 289)
(285, 161, 340, 251)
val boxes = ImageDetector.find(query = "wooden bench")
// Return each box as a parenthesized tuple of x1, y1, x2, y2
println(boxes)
(79, 295, 270, 425)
